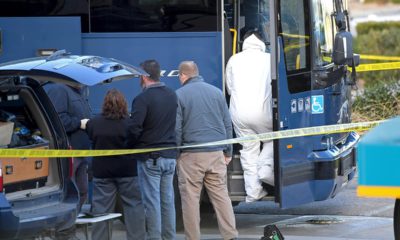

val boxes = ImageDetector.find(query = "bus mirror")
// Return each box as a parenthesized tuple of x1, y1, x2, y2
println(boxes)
(332, 31, 353, 66)
(348, 54, 360, 67)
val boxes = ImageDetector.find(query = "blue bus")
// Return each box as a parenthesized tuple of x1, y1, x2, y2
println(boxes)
(0, 0, 359, 208)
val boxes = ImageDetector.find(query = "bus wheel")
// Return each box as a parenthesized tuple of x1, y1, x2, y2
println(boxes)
(394, 199, 400, 240)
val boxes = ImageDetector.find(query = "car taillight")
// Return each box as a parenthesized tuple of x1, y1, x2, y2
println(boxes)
(0, 162, 3, 192)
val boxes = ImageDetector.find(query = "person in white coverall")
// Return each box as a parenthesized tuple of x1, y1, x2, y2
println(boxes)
(226, 31, 273, 202)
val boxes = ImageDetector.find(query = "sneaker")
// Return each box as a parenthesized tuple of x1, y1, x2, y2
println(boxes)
(245, 190, 268, 202)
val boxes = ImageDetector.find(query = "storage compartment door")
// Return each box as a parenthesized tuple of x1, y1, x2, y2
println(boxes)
(0, 17, 82, 63)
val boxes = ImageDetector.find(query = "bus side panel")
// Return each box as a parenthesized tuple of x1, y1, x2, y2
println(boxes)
(81, 32, 223, 113)
(0, 17, 81, 63)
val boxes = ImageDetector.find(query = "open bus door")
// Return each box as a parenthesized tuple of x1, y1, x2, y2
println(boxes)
(270, 0, 359, 208)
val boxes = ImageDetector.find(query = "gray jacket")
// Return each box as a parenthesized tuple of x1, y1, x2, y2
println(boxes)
(176, 76, 233, 156)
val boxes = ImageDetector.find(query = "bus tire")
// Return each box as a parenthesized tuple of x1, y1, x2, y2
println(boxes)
(394, 199, 400, 240)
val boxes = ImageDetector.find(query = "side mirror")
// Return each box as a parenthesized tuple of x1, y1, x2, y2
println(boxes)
(332, 31, 353, 66)
(348, 54, 360, 67)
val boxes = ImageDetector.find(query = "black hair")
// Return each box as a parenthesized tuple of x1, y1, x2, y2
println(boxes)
(140, 59, 160, 82)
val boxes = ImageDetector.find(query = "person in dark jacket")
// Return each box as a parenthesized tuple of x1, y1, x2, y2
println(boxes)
(175, 61, 238, 240)
(86, 89, 145, 240)
(44, 83, 91, 211)
(126, 59, 178, 240)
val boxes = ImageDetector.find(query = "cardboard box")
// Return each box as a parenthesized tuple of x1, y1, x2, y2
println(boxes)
(0, 121, 14, 146)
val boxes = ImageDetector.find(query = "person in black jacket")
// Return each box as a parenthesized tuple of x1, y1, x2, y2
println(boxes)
(126, 59, 178, 240)
(86, 89, 145, 240)
(44, 83, 91, 211)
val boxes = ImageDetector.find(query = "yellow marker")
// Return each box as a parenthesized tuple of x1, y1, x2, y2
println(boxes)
(358, 185, 400, 198)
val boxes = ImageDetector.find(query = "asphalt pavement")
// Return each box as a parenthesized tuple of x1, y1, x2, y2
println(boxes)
(71, 172, 396, 240)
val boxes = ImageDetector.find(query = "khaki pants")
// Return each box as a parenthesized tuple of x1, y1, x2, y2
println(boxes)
(177, 151, 238, 240)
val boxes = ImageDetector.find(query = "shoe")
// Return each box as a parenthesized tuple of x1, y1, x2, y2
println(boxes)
(245, 190, 268, 202)
(262, 182, 275, 196)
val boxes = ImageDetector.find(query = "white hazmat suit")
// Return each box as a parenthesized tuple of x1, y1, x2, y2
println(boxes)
(226, 34, 274, 202)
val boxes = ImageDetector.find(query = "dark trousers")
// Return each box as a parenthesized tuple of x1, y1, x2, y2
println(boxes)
(92, 176, 146, 240)
(73, 157, 88, 211)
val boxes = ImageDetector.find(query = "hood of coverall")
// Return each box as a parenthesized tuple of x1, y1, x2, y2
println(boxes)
(242, 34, 266, 52)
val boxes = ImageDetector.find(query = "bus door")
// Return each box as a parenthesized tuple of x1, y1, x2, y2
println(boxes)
(0, 17, 82, 63)
(270, 0, 317, 208)
(272, 0, 357, 208)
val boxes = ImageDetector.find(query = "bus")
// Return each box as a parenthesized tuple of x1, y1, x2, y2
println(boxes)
(0, 0, 359, 208)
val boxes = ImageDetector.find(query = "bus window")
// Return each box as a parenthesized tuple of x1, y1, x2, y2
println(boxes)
(0, 0, 89, 32)
(313, 0, 336, 67)
(240, 0, 258, 37)
(90, 0, 222, 32)
(279, 0, 311, 93)
(233, 0, 270, 51)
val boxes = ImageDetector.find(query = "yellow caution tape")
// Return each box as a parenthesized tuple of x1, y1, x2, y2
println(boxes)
(356, 61, 400, 72)
(284, 43, 309, 53)
(360, 54, 400, 61)
(321, 56, 400, 72)
(280, 33, 310, 39)
(0, 121, 382, 158)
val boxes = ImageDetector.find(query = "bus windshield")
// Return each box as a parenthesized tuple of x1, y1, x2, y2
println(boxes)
(312, 0, 336, 67)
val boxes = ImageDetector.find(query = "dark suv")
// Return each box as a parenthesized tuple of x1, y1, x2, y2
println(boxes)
(0, 52, 144, 239)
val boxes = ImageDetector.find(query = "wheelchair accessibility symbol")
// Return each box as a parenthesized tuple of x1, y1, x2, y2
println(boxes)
(311, 95, 324, 114)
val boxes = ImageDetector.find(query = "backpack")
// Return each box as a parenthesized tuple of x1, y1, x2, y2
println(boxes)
(260, 224, 284, 240)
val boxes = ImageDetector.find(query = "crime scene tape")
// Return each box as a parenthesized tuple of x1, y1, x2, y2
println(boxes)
(0, 121, 382, 158)
(356, 61, 400, 72)
(359, 54, 400, 61)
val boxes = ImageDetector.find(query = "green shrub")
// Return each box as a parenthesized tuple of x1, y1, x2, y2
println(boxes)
(361, 0, 400, 4)
(356, 21, 400, 35)
(353, 80, 400, 121)
(363, 0, 389, 4)
(354, 22, 400, 86)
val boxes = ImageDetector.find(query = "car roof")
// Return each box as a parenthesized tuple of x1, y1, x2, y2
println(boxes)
(0, 50, 148, 87)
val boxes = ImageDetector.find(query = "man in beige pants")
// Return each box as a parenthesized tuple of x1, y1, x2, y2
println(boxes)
(175, 61, 238, 240)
